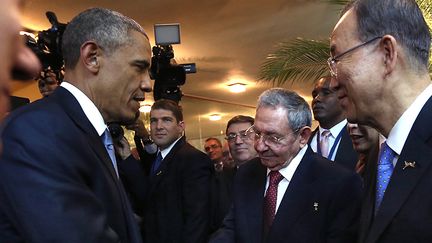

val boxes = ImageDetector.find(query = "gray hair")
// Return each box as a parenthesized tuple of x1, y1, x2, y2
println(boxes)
(257, 88, 312, 132)
(62, 7, 148, 69)
(342, 0, 430, 71)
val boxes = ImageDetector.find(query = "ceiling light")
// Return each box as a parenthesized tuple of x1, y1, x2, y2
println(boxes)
(139, 104, 152, 113)
(228, 83, 246, 93)
(209, 114, 221, 121)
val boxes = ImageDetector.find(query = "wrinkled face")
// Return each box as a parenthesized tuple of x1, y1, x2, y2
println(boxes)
(0, 0, 41, 121)
(150, 108, 184, 150)
(226, 122, 257, 165)
(329, 9, 383, 123)
(38, 71, 59, 97)
(347, 123, 380, 154)
(311, 77, 344, 126)
(204, 139, 223, 162)
(98, 31, 152, 124)
(254, 106, 303, 171)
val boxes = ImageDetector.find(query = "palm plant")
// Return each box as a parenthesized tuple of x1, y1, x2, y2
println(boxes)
(259, 0, 432, 85)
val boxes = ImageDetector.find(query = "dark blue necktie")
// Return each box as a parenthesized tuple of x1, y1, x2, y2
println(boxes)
(375, 142, 396, 214)
(152, 152, 163, 175)
(101, 128, 119, 178)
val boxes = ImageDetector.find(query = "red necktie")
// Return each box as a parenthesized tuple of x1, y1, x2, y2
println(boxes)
(263, 170, 284, 238)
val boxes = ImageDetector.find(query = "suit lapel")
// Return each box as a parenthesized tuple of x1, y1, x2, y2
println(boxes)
(243, 160, 267, 243)
(53, 87, 119, 181)
(366, 97, 432, 243)
(269, 148, 316, 238)
(148, 137, 186, 196)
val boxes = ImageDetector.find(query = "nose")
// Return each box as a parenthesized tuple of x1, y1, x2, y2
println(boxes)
(234, 134, 243, 144)
(254, 136, 268, 152)
(12, 37, 41, 80)
(140, 72, 152, 93)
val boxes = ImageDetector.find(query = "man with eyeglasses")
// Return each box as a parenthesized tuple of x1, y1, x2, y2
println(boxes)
(330, 1, 432, 242)
(310, 76, 358, 170)
(210, 88, 362, 243)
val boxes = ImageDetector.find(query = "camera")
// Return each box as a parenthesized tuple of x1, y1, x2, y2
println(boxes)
(21, 11, 67, 81)
(150, 24, 196, 102)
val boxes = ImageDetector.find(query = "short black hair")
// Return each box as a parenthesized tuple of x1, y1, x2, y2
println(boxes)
(225, 115, 254, 134)
(151, 99, 183, 122)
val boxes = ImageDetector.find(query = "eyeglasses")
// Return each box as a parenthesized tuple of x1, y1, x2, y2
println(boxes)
(204, 144, 221, 152)
(327, 36, 382, 77)
(245, 125, 299, 147)
(225, 129, 254, 142)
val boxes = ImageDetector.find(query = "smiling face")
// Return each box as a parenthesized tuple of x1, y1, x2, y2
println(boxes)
(329, 10, 384, 124)
(204, 139, 223, 162)
(347, 123, 379, 154)
(254, 106, 304, 171)
(97, 31, 152, 124)
(226, 122, 257, 165)
(0, 0, 41, 121)
(150, 108, 184, 150)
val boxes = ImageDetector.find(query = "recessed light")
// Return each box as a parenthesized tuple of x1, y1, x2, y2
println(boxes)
(209, 114, 221, 121)
(228, 83, 246, 93)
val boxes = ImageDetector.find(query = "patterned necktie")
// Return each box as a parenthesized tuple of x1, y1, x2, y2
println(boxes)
(101, 128, 119, 178)
(151, 152, 163, 175)
(320, 130, 331, 158)
(263, 170, 284, 238)
(375, 142, 396, 214)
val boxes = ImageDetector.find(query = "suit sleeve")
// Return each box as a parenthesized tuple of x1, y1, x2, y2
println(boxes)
(180, 150, 213, 243)
(209, 205, 236, 243)
(0, 117, 121, 243)
(326, 172, 363, 243)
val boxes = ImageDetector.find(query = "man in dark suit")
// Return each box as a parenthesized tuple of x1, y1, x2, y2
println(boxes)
(210, 88, 362, 243)
(139, 99, 212, 243)
(330, 0, 432, 242)
(0, 8, 152, 242)
(310, 76, 358, 170)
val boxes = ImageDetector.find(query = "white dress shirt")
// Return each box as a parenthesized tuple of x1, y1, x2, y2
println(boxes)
(264, 145, 308, 213)
(310, 119, 347, 161)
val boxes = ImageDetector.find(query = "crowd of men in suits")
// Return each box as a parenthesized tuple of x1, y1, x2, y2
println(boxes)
(0, 0, 431, 242)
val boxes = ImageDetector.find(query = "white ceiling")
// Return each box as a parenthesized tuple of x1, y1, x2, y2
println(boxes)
(13, 0, 341, 141)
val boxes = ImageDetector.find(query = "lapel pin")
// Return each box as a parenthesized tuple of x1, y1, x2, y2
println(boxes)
(156, 171, 162, 176)
(403, 161, 416, 170)
(313, 202, 319, 211)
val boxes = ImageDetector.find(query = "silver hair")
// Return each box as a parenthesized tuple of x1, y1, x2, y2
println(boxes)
(257, 88, 312, 132)
(62, 7, 148, 69)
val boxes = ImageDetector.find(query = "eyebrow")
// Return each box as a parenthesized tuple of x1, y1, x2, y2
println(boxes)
(132, 60, 150, 68)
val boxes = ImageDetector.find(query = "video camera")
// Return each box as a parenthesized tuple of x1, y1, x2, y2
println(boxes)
(150, 24, 196, 102)
(22, 11, 67, 81)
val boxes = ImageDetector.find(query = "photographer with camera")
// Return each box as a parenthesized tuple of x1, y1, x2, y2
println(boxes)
(0, 8, 152, 243)
(37, 69, 61, 97)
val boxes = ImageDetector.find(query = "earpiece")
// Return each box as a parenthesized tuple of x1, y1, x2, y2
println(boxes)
(91, 57, 98, 65)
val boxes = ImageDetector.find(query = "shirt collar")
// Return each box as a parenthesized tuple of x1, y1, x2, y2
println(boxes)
(159, 136, 182, 159)
(61, 82, 107, 136)
(267, 145, 308, 182)
(387, 84, 432, 155)
(319, 119, 347, 137)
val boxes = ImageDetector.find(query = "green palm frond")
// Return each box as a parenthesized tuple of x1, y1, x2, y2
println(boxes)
(259, 0, 432, 85)
(258, 38, 330, 86)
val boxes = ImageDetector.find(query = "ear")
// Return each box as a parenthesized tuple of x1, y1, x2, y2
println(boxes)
(380, 35, 398, 77)
(298, 126, 312, 148)
(80, 41, 100, 74)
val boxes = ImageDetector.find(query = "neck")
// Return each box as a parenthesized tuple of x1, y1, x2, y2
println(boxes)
(319, 116, 344, 129)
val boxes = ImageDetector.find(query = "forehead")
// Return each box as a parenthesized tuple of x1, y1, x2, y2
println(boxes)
(150, 108, 175, 118)
(227, 122, 252, 133)
(205, 139, 220, 146)
(313, 78, 331, 91)
(255, 106, 289, 132)
(330, 9, 359, 54)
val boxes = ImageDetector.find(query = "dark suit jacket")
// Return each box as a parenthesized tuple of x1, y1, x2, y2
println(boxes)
(359, 97, 432, 243)
(310, 125, 358, 170)
(0, 87, 142, 243)
(120, 136, 213, 243)
(210, 148, 362, 243)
